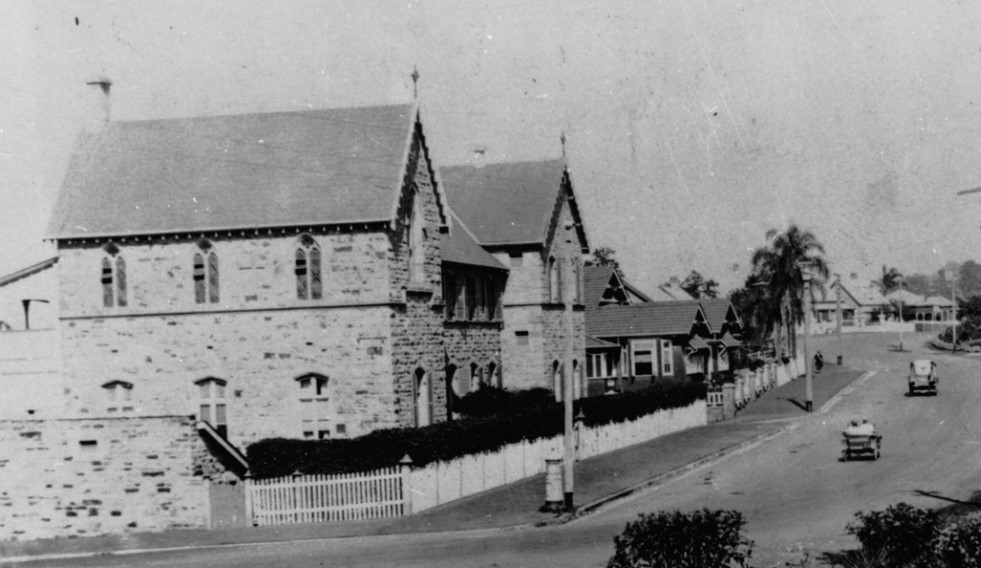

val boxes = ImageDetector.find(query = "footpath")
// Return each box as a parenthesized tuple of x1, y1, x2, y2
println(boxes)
(0, 365, 865, 563)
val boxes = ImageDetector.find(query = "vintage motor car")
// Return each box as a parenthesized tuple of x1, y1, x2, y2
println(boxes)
(841, 420, 881, 461)
(908, 359, 939, 396)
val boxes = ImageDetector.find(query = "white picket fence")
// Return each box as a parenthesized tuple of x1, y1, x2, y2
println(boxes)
(244, 400, 706, 525)
(246, 466, 405, 526)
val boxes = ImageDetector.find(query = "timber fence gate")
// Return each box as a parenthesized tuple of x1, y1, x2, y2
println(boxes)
(245, 465, 406, 526)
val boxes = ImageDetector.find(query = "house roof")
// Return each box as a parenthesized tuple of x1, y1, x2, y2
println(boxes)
(48, 104, 424, 240)
(0, 256, 58, 288)
(659, 282, 696, 301)
(586, 335, 620, 350)
(886, 289, 954, 308)
(693, 298, 742, 334)
(718, 332, 741, 348)
(441, 213, 507, 270)
(440, 160, 587, 249)
(584, 265, 654, 309)
(687, 335, 711, 351)
(586, 302, 706, 338)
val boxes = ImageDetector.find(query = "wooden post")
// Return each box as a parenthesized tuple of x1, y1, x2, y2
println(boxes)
(243, 471, 255, 526)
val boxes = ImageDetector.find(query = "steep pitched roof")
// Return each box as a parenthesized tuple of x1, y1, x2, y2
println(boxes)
(48, 104, 427, 239)
(695, 298, 742, 334)
(584, 265, 653, 309)
(440, 160, 587, 249)
(586, 302, 706, 338)
(441, 213, 507, 270)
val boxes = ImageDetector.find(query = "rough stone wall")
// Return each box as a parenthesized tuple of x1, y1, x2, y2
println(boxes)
(57, 229, 393, 318)
(444, 323, 503, 390)
(59, 307, 396, 448)
(389, 129, 448, 427)
(0, 416, 210, 541)
(497, 193, 587, 393)
(0, 329, 64, 419)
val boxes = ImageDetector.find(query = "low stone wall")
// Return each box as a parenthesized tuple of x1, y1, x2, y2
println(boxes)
(405, 400, 705, 513)
(0, 415, 210, 541)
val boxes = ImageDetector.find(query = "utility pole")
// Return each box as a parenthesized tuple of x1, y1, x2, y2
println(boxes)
(834, 273, 843, 365)
(563, 219, 576, 510)
(799, 260, 815, 412)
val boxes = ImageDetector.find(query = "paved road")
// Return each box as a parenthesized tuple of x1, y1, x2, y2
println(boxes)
(16, 333, 981, 567)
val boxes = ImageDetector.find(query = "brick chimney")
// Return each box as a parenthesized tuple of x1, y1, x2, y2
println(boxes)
(84, 77, 112, 134)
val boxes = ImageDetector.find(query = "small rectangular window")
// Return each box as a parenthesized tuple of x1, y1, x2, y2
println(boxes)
(516, 330, 529, 346)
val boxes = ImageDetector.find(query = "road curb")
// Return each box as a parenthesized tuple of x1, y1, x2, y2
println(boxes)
(532, 424, 796, 528)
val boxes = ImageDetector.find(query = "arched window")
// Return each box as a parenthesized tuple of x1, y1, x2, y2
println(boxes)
(195, 377, 228, 437)
(487, 362, 500, 389)
(408, 185, 426, 284)
(445, 364, 459, 419)
(102, 380, 133, 413)
(101, 245, 127, 308)
(549, 256, 562, 302)
(470, 362, 482, 391)
(573, 258, 583, 304)
(193, 242, 219, 304)
(573, 359, 582, 399)
(295, 236, 323, 300)
(414, 368, 432, 427)
(552, 360, 563, 401)
(296, 373, 330, 439)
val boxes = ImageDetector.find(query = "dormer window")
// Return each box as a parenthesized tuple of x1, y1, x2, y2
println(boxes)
(295, 235, 323, 300)
(101, 244, 127, 308)
(193, 241, 219, 304)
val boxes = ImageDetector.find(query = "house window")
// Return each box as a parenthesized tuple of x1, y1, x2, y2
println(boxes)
(100, 248, 127, 308)
(587, 352, 616, 379)
(413, 368, 432, 427)
(297, 373, 330, 439)
(408, 185, 425, 284)
(573, 359, 582, 399)
(196, 377, 227, 437)
(661, 340, 673, 376)
(445, 364, 461, 418)
(573, 259, 583, 304)
(193, 243, 220, 304)
(102, 381, 133, 413)
(295, 236, 323, 300)
(454, 276, 467, 321)
(630, 340, 655, 376)
(466, 276, 477, 320)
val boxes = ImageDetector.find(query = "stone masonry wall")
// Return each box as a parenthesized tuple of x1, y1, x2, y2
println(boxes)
(444, 323, 503, 395)
(60, 308, 396, 448)
(390, 129, 448, 427)
(0, 416, 209, 541)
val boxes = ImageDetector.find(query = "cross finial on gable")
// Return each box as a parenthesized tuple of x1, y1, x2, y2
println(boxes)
(560, 131, 566, 158)
(411, 66, 420, 99)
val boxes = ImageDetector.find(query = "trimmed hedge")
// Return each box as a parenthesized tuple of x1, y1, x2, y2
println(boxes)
(247, 381, 706, 479)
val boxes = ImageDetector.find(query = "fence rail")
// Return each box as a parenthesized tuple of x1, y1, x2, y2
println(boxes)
(246, 466, 405, 526)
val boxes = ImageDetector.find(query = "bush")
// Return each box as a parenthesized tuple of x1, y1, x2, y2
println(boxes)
(846, 503, 940, 566)
(607, 508, 754, 568)
(247, 381, 705, 479)
(933, 516, 981, 568)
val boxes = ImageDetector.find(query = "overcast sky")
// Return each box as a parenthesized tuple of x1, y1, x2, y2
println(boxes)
(4, 1, 981, 292)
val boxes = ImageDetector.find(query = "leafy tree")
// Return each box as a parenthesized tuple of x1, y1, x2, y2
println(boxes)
(680, 270, 719, 299)
(749, 224, 828, 357)
(591, 247, 623, 277)
(902, 273, 933, 296)
(728, 273, 779, 350)
(957, 260, 981, 298)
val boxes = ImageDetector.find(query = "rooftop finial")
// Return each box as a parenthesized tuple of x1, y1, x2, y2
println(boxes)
(411, 66, 420, 99)
(560, 131, 566, 158)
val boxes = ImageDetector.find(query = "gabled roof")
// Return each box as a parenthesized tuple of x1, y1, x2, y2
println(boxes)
(659, 282, 696, 301)
(0, 256, 58, 288)
(441, 212, 507, 270)
(586, 302, 707, 339)
(440, 159, 587, 249)
(885, 289, 954, 308)
(584, 265, 653, 309)
(687, 335, 711, 351)
(48, 104, 433, 240)
(692, 298, 742, 334)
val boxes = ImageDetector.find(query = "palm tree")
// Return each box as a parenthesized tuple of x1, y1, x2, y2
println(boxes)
(750, 224, 829, 357)
(877, 265, 903, 295)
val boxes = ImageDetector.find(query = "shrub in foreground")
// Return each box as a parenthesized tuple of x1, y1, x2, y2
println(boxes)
(846, 503, 940, 566)
(607, 509, 754, 568)
(933, 516, 981, 568)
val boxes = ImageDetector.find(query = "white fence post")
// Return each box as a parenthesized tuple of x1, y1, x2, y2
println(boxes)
(400, 454, 413, 516)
